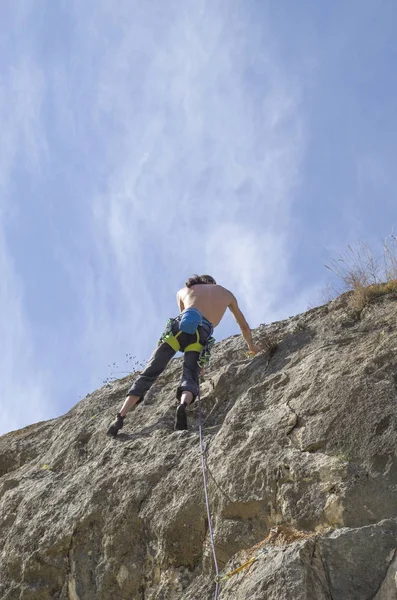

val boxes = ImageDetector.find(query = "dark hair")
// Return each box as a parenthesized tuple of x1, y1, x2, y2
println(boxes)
(185, 274, 217, 288)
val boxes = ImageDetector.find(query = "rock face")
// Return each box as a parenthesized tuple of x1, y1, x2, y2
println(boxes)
(1, 291, 397, 600)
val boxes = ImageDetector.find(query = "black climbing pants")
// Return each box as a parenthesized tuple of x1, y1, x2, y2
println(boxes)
(127, 318, 212, 401)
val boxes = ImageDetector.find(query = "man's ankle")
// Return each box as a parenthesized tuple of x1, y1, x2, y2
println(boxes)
(181, 393, 193, 406)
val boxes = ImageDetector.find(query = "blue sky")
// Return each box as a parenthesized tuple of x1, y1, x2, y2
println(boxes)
(1, 0, 396, 435)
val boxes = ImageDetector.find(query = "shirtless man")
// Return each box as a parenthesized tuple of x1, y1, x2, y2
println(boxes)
(106, 274, 260, 437)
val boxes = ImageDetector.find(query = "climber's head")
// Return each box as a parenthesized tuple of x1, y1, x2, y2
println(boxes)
(186, 274, 217, 288)
(200, 274, 216, 285)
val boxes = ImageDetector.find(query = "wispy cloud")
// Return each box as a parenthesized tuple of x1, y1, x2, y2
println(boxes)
(75, 0, 306, 361)
(0, 51, 52, 434)
(3, 0, 396, 435)
(0, 61, 47, 193)
(0, 234, 53, 435)
(0, 1, 309, 434)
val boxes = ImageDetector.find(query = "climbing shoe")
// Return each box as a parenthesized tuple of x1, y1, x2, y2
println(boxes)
(174, 403, 188, 431)
(106, 413, 125, 437)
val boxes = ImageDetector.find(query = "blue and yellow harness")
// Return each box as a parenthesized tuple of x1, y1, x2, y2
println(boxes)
(160, 308, 215, 367)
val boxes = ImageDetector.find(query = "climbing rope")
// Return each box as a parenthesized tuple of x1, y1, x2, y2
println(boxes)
(197, 385, 269, 593)
(197, 379, 220, 600)
(196, 349, 271, 596)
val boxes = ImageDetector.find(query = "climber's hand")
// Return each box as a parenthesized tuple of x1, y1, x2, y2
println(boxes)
(248, 343, 262, 355)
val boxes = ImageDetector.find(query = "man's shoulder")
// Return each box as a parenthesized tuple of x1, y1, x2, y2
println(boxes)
(216, 284, 234, 297)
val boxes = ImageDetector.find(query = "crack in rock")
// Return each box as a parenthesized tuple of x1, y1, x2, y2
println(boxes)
(371, 548, 397, 600)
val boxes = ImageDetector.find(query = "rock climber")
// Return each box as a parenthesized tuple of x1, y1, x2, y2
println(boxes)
(106, 274, 261, 437)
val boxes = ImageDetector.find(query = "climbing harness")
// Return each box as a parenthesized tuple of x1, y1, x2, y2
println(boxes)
(164, 326, 204, 353)
(160, 318, 215, 366)
(197, 379, 220, 600)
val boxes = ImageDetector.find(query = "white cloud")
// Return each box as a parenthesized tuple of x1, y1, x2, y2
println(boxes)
(78, 0, 306, 347)
(1, 0, 309, 433)
(0, 56, 52, 435)
(0, 62, 47, 194)
(2, 0, 396, 436)
(0, 233, 54, 435)
(205, 223, 289, 323)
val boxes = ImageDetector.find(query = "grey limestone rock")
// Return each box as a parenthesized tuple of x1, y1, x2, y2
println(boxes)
(1, 291, 397, 599)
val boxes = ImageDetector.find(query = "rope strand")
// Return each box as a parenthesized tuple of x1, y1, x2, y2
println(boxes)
(197, 379, 220, 599)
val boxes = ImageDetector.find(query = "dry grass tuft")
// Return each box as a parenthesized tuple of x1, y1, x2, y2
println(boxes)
(224, 525, 316, 582)
(242, 525, 315, 560)
(325, 236, 397, 313)
(350, 279, 397, 312)
(259, 331, 278, 356)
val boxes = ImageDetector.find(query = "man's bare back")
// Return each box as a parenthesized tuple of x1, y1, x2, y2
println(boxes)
(177, 279, 260, 354)
(177, 283, 232, 327)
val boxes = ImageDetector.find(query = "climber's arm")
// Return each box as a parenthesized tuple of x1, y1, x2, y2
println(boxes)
(177, 290, 185, 313)
(228, 295, 261, 354)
